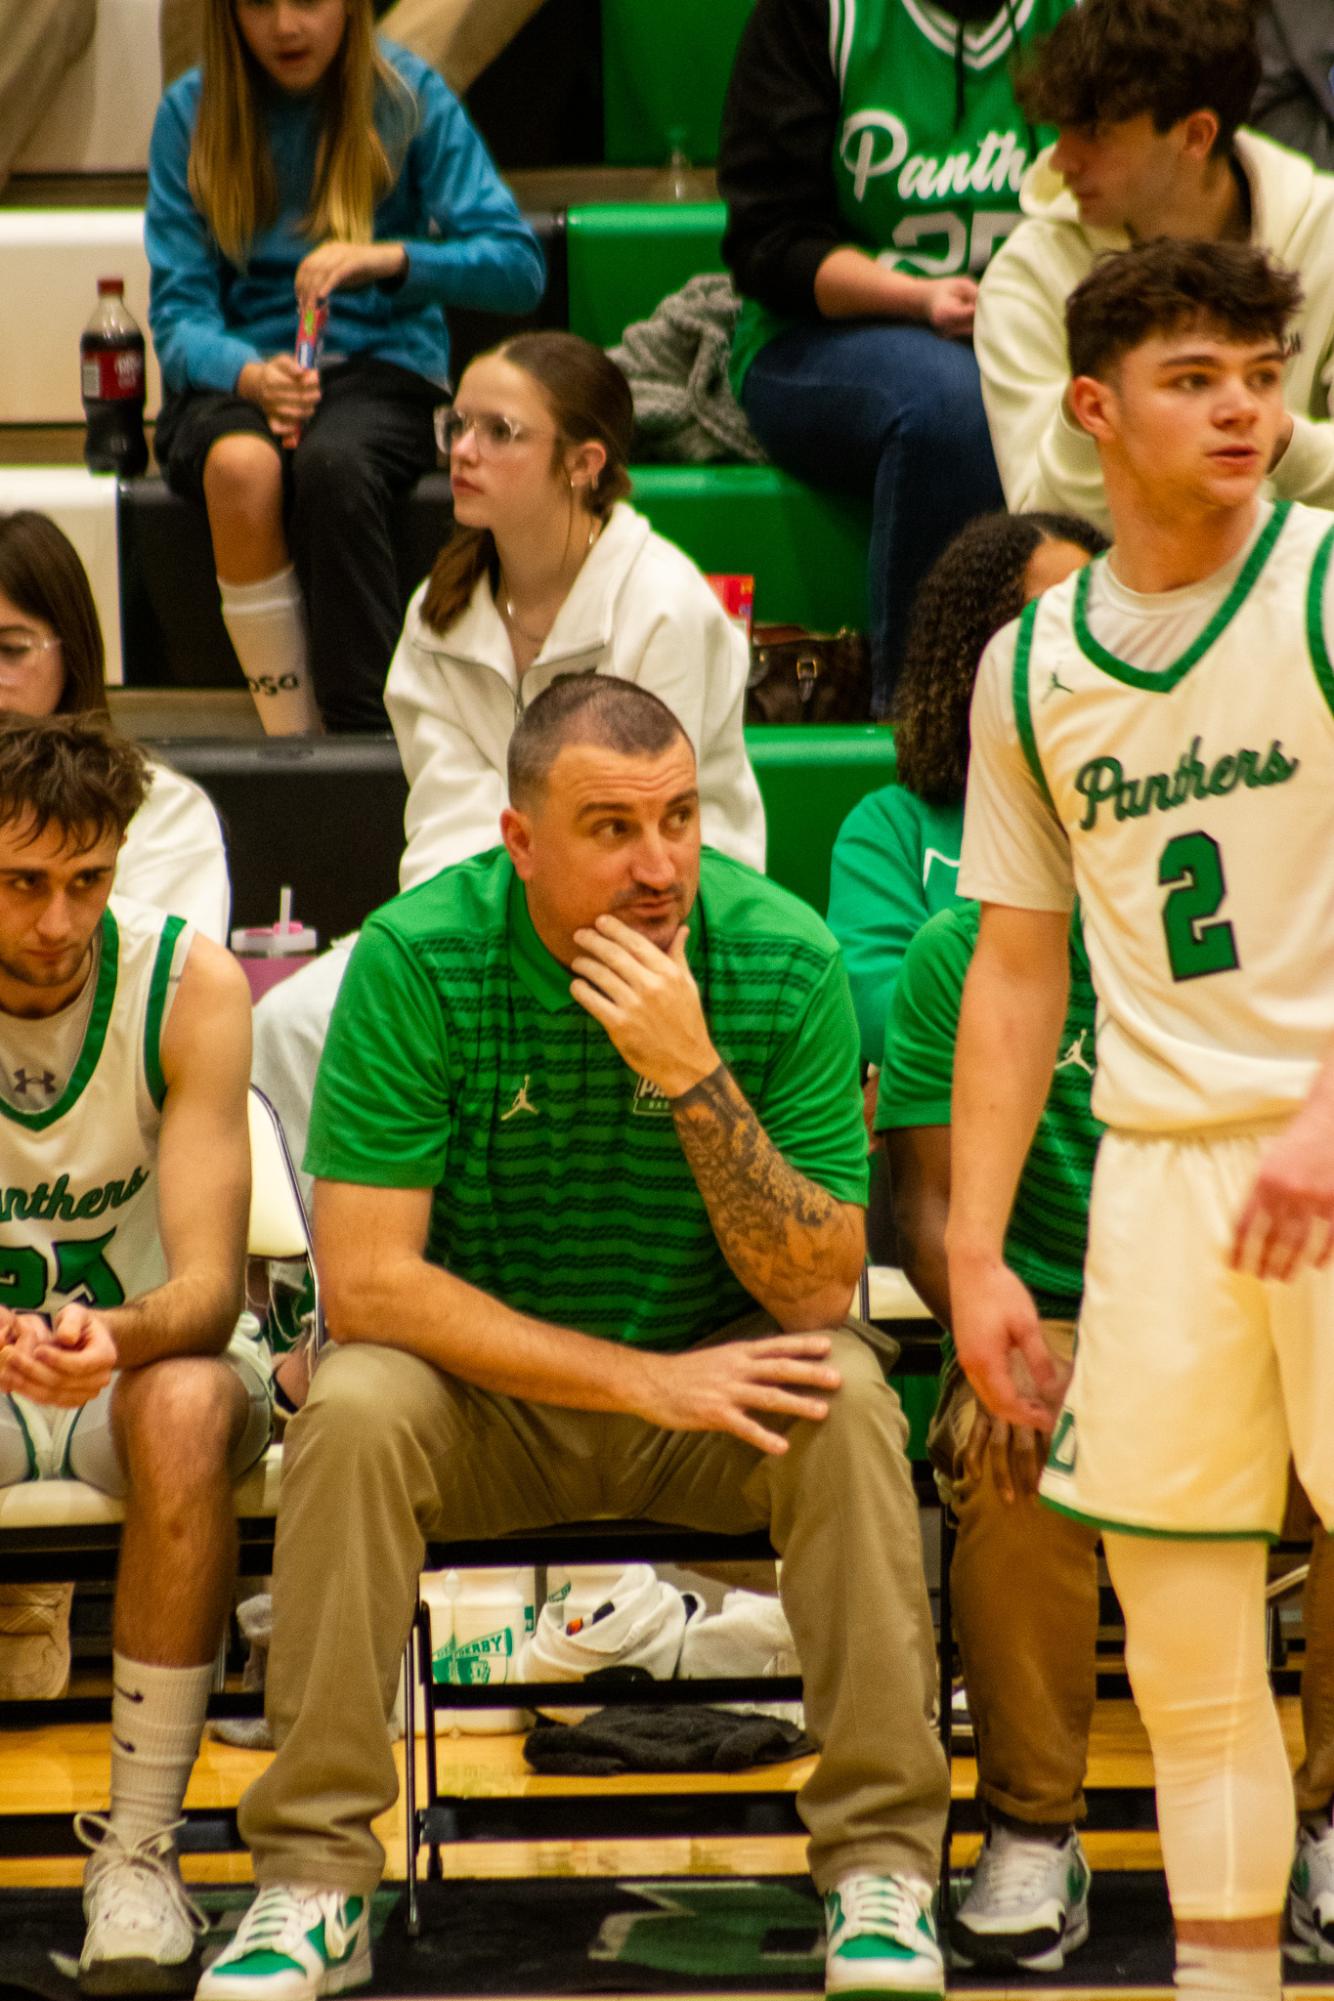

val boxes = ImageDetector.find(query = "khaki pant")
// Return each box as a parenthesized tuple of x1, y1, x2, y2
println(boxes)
(0, 0, 95, 189)
(930, 1321, 1101, 1829)
(1285, 1485, 1334, 1818)
(239, 1317, 949, 1894)
(159, 0, 548, 93)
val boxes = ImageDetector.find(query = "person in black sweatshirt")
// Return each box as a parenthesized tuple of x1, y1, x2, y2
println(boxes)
(718, 0, 1075, 713)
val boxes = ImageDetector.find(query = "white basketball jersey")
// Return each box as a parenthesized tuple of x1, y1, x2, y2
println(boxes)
(1011, 500, 1334, 1133)
(0, 897, 191, 1315)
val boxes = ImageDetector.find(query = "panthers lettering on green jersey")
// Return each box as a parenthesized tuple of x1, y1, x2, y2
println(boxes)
(731, 0, 1068, 389)
(0, 899, 188, 1315)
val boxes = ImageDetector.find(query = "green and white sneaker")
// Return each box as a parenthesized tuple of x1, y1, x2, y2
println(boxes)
(951, 1823, 1090, 1971)
(196, 1886, 371, 2001)
(1291, 1818, 1334, 1962)
(824, 1872, 944, 1998)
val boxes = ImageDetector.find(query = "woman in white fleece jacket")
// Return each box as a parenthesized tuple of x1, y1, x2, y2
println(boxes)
(977, 119, 1334, 531)
(252, 333, 765, 1186)
(385, 334, 765, 885)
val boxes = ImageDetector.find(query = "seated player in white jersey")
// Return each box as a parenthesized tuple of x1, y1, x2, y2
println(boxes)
(0, 715, 267, 1995)
(947, 235, 1334, 2001)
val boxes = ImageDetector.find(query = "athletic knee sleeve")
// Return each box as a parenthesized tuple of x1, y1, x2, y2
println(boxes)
(1105, 1535, 1293, 1922)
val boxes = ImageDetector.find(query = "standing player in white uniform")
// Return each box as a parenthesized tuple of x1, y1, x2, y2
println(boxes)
(0, 715, 266, 1995)
(947, 236, 1334, 2001)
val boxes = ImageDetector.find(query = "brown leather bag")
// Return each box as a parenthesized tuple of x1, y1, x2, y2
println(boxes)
(745, 624, 872, 723)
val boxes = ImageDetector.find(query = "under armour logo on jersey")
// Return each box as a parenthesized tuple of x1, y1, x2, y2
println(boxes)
(500, 1076, 539, 1121)
(11, 1068, 56, 1099)
(1042, 670, 1075, 703)
(1055, 1030, 1094, 1077)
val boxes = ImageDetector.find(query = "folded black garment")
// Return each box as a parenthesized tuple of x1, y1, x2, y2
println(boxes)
(523, 1704, 811, 1776)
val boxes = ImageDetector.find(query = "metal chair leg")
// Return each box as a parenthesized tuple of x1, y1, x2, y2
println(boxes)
(403, 1619, 420, 1937)
(419, 1603, 443, 1882)
(938, 1503, 956, 1922)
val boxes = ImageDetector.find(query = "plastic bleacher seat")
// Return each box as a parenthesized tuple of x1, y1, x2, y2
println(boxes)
(0, 212, 159, 427)
(634, 466, 870, 632)
(566, 201, 871, 634)
(565, 202, 728, 350)
(600, 0, 754, 167)
(746, 724, 895, 917)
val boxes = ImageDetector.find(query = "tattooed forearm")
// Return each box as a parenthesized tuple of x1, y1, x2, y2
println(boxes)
(671, 1063, 863, 1322)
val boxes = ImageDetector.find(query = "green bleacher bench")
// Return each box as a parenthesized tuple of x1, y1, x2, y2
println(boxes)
(566, 202, 729, 350)
(567, 202, 872, 637)
(601, 0, 755, 166)
(633, 466, 870, 633)
(745, 723, 896, 917)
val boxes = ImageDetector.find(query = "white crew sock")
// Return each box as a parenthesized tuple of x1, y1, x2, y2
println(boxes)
(109, 1654, 215, 1848)
(219, 565, 322, 735)
(1174, 1943, 1282, 2000)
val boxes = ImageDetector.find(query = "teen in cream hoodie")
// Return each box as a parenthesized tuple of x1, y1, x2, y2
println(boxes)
(975, 129, 1334, 531)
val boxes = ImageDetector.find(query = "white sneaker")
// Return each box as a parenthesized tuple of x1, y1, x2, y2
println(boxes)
(1291, 1818, 1334, 1962)
(824, 1872, 944, 1998)
(951, 1823, 1091, 1972)
(76, 1813, 208, 1995)
(196, 1885, 371, 2001)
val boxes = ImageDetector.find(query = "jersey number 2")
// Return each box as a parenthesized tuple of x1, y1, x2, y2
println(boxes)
(1158, 831, 1240, 982)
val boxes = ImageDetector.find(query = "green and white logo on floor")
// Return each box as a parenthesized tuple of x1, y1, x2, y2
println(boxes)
(591, 1881, 824, 1977)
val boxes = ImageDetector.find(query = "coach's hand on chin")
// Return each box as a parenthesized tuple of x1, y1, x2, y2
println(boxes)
(568, 913, 719, 1099)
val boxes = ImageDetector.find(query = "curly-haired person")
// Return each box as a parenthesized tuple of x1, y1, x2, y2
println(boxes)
(827, 509, 1107, 1071)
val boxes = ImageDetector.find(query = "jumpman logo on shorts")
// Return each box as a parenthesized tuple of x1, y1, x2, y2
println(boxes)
(1055, 1030, 1094, 1076)
(500, 1076, 540, 1121)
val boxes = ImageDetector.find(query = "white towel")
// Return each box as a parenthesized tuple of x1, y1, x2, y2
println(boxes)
(518, 1564, 688, 1682)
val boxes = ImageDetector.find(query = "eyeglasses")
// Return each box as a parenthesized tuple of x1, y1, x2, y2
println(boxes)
(434, 408, 556, 457)
(0, 633, 61, 670)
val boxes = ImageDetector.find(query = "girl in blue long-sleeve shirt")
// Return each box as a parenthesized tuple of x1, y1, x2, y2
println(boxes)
(146, 0, 545, 733)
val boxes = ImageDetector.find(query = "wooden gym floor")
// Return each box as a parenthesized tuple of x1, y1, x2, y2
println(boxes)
(5, 1699, 1334, 1999)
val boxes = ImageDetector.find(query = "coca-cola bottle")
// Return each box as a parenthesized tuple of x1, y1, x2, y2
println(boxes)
(81, 278, 148, 477)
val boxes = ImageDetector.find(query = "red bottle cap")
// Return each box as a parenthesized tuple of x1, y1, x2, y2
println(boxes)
(96, 278, 125, 295)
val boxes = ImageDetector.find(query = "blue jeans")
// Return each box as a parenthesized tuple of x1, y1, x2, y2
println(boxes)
(741, 318, 1004, 714)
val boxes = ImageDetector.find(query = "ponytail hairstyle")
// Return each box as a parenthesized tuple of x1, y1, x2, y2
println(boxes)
(188, 0, 416, 268)
(421, 332, 635, 635)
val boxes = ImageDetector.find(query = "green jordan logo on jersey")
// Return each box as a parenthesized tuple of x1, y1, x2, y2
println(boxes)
(1074, 735, 1299, 832)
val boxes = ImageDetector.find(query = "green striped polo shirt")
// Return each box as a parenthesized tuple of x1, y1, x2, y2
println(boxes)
(306, 847, 869, 1351)
(874, 900, 1102, 1323)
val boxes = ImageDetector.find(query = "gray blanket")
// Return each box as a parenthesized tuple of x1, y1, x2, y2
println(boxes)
(609, 272, 768, 466)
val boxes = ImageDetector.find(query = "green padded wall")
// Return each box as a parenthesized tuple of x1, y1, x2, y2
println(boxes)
(566, 203, 727, 350)
(745, 723, 897, 916)
(634, 467, 871, 632)
(601, 0, 754, 166)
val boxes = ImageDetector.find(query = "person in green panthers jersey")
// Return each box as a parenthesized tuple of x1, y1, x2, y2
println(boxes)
(719, 0, 1076, 712)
